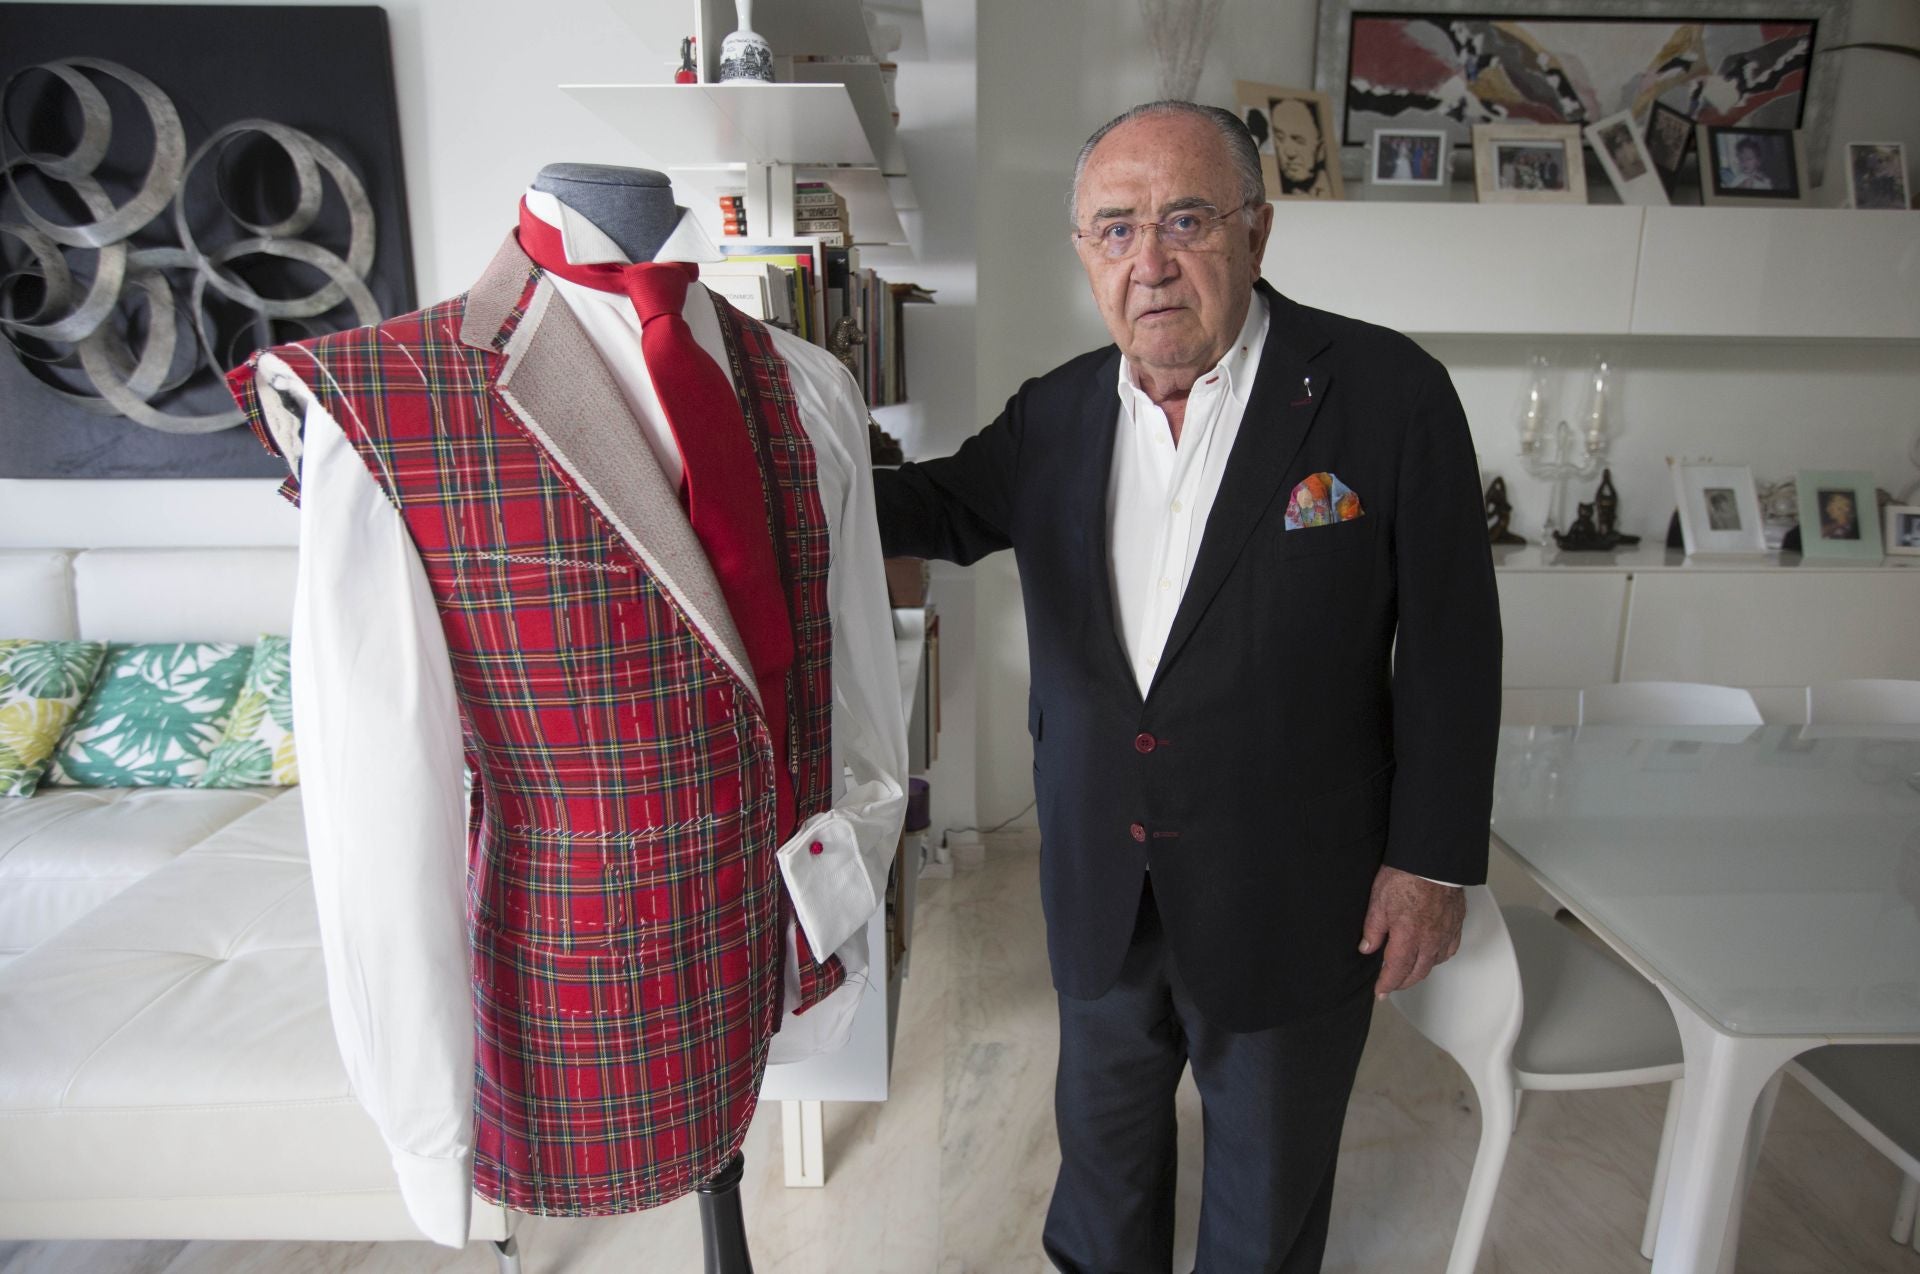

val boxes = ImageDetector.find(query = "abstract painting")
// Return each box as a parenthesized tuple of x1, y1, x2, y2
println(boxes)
(0, 5, 415, 479)
(1313, 1, 1850, 183)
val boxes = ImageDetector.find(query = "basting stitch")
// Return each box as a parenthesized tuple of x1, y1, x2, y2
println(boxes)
(469, 549, 633, 574)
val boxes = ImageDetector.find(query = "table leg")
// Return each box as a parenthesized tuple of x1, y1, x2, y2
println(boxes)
(781, 1099, 826, 1188)
(1650, 995, 1812, 1274)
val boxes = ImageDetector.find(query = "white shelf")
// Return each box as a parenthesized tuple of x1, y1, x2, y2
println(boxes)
(671, 164, 907, 246)
(1632, 208, 1920, 340)
(561, 82, 918, 245)
(562, 83, 878, 167)
(789, 61, 906, 175)
(1262, 203, 1920, 341)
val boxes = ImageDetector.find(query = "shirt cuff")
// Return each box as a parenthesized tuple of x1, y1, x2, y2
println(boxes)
(776, 812, 884, 959)
(1414, 875, 1464, 888)
(392, 1149, 473, 1248)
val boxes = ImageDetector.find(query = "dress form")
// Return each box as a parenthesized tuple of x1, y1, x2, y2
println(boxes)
(527, 160, 756, 1274)
(530, 163, 680, 262)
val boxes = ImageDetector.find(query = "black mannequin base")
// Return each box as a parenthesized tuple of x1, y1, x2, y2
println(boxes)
(696, 1152, 755, 1274)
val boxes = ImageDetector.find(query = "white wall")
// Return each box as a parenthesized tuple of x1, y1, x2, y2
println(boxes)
(1, 0, 777, 546)
(969, 0, 1920, 826)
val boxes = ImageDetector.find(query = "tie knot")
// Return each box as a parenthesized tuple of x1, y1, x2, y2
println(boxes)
(622, 261, 696, 324)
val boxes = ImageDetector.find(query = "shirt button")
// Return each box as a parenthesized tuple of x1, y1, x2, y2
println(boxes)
(1171, 500, 1183, 513)
(809, 841, 824, 856)
(1158, 578, 1172, 591)
(1135, 732, 1157, 754)
(1130, 822, 1147, 843)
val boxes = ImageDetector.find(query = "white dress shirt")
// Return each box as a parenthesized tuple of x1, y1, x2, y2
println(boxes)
(265, 194, 907, 1246)
(1104, 295, 1457, 889)
(1108, 294, 1269, 694)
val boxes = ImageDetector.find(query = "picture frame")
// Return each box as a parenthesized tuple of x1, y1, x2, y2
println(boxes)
(1698, 124, 1812, 206)
(1585, 110, 1669, 207)
(1644, 101, 1697, 194)
(1369, 128, 1450, 186)
(1883, 504, 1920, 557)
(1235, 81, 1344, 201)
(1845, 141, 1911, 210)
(1795, 470, 1884, 559)
(1669, 461, 1767, 556)
(1473, 124, 1587, 204)
(1311, 0, 1851, 186)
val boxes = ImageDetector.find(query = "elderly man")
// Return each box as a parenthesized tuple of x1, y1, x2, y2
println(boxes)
(875, 101, 1500, 1271)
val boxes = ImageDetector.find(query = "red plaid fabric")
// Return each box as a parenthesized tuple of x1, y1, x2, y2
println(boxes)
(228, 273, 840, 1216)
(716, 310, 841, 1007)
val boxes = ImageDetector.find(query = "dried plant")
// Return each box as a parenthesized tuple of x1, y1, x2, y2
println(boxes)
(1140, 0, 1228, 102)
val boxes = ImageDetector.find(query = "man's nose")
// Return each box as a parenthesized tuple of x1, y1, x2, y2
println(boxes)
(1133, 230, 1179, 283)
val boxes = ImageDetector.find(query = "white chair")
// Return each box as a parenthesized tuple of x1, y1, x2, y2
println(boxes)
(1577, 681, 1764, 727)
(1391, 886, 1684, 1274)
(1805, 678, 1920, 725)
(1784, 1046, 1920, 1252)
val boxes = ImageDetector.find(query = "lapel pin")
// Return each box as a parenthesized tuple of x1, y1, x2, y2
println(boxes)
(1291, 375, 1315, 407)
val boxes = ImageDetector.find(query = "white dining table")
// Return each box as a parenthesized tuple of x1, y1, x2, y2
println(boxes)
(1490, 724, 1920, 1274)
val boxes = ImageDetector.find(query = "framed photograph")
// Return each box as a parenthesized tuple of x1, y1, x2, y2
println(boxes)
(1846, 141, 1911, 210)
(1585, 110, 1670, 207)
(1885, 505, 1920, 557)
(1669, 461, 1767, 556)
(1473, 124, 1587, 204)
(1699, 125, 1812, 205)
(1795, 470, 1884, 559)
(1312, 1, 1850, 185)
(1644, 101, 1697, 194)
(1370, 128, 1450, 186)
(1236, 81, 1344, 200)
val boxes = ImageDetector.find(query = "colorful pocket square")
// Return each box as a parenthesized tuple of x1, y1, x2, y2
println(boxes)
(1285, 473, 1363, 530)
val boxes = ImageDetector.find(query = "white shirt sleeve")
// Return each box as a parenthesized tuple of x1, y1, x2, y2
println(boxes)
(773, 357, 911, 967)
(262, 355, 475, 1248)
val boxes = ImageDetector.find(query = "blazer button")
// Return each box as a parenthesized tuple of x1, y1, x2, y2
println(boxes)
(1130, 822, 1147, 843)
(1134, 732, 1156, 754)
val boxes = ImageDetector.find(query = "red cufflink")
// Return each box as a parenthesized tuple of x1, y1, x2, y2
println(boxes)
(809, 841, 824, 855)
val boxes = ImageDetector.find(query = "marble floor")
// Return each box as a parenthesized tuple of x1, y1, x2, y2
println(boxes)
(4, 840, 1914, 1274)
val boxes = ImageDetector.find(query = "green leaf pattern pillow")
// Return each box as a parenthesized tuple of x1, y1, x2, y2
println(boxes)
(47, 643, 253, 787)
(0, 640, 109, 797)
(200, 634, 298, 788)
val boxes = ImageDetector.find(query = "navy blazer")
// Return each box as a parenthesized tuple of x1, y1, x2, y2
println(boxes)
(875, 281, 1502, 1030)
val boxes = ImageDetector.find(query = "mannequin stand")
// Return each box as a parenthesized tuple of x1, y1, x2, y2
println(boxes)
(696, 1152, 755, 1274)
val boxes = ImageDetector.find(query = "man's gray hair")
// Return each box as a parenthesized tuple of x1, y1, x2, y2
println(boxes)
(1069, 100, 1266, 225)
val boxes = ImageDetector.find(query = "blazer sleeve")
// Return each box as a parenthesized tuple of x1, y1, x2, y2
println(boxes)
(872, 388, 1026, 563)
(1384, 356, 1502, 885)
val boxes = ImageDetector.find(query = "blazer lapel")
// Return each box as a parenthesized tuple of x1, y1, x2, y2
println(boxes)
(1072, 349, 1143, 703)
(1149, 284, 1334, 696)
(457, 234, 761, 704)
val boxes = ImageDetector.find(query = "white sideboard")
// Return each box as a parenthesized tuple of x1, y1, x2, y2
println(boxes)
(1496, 546, 1920, 724)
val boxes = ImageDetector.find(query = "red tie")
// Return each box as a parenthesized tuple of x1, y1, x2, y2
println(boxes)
(516, 202, 798, 839)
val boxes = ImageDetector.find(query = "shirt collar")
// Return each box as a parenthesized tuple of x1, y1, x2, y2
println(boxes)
(1115, 291, 1270, 417)
(521, 188, 724, 266)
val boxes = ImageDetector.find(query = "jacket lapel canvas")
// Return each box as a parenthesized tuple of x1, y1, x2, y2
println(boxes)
(458, 233, 762, 704)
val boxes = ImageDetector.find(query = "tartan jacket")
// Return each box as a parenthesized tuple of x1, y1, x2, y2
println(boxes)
(228, 230, 903, 1238)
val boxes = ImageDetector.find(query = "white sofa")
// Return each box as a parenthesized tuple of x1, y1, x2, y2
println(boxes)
(0, 548, 515, 1264)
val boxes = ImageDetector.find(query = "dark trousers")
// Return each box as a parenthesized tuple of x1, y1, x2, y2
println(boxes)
(1042, 878, 1374, 1274)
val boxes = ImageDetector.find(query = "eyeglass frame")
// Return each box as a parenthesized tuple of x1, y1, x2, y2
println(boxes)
(1070, 201, 1253, 259)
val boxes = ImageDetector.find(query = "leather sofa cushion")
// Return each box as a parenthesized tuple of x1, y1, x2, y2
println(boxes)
(0, 787, 277, 960)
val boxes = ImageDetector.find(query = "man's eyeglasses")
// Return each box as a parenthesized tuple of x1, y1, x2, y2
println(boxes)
(1073, 203, 1247, 260)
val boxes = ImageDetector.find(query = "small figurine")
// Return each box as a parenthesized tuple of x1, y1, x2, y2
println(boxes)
(1554, 501, 1608, 550)
(1484, 476, 1526, 545)
(1592, 468, 1640, 546)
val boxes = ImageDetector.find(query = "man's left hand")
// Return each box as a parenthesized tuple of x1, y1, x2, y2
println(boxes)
(1358, 865, 1465, 999)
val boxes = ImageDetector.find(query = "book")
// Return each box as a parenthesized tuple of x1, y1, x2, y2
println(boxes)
(716, 240, 828, 344)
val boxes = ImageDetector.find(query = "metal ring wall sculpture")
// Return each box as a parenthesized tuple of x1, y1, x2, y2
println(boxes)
(0, 57, 381, 433)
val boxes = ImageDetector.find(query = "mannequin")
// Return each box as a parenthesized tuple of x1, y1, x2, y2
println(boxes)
(530, 163, 679, 263)
(533, 163, 755, 1273)
(229, 161, 906, 1274)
